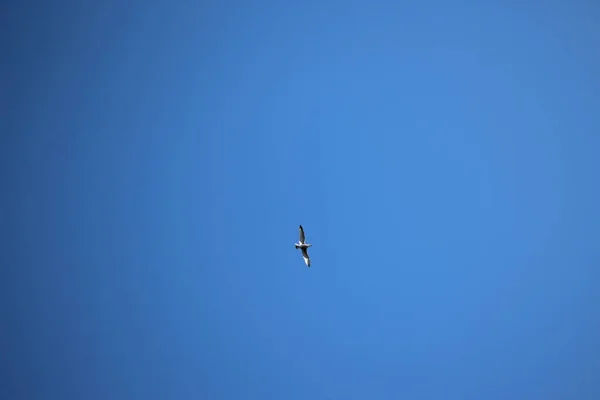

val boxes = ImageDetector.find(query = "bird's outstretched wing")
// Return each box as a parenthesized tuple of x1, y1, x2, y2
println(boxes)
(298, 225, 306, 244)
(301, 247, 311, 267)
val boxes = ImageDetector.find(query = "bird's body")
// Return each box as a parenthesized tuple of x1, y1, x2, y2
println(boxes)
(295, 225, 312, 267)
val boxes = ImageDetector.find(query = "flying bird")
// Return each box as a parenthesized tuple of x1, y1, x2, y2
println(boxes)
(294, 225, 312, 267)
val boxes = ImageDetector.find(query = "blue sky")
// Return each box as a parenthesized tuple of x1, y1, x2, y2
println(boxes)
(3, 1, 600, 399)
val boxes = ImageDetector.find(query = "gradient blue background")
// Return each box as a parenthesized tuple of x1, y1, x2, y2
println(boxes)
(3, 1, 600, 399)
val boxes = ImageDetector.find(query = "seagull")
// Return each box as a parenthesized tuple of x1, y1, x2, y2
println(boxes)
(294, 225, 312, 267)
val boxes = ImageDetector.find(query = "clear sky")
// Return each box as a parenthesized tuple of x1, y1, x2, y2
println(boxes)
(4, 1, 600, 399)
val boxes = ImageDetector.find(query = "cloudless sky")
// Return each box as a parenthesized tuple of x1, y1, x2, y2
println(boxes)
(3, 1, 600, 399)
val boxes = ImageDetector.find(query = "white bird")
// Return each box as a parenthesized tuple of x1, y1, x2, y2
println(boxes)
(294, 225, 312, 267)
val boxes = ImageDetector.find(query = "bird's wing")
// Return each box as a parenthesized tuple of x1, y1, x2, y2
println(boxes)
(298, 225, 306, 244)
(301, 247, 311, 267)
